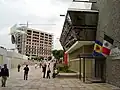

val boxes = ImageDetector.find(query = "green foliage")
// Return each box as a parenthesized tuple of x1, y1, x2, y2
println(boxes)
(52, 50, 64, 60)
(57, 64, 76, 73)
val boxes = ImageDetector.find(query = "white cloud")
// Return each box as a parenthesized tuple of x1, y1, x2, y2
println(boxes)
(0, 0, 90, 50)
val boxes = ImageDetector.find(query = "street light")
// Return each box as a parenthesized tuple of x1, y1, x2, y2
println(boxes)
(60, 14, 65, 17)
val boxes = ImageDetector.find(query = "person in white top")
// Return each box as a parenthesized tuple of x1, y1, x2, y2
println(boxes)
(35, 63, 37, 69)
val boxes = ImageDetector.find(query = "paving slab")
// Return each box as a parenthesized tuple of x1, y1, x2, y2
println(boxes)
(0, 65, 119, 90)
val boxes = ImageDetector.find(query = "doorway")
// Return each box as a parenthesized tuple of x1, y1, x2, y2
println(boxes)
(95, 58, 106, 82)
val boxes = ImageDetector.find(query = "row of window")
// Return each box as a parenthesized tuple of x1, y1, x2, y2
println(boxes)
(26, 52, 51, 55)
(26, 49, 51, 52)
(27, 32, 52, 37)
(26, 45, 52, 49)
(26, 41, 52, 44)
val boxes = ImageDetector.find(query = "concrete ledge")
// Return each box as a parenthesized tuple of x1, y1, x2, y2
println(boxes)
(57, 73, 79, 79)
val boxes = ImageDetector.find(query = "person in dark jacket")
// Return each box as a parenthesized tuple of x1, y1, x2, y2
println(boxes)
(17, 64, 21, 72)
(1, 64, 9, 87)
(42, 63, 47, 78)
(46, 65, 51, 79)
(23, 65, 29, 80)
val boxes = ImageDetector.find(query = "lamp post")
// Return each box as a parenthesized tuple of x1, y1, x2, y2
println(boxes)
(60, 15, 65, 17)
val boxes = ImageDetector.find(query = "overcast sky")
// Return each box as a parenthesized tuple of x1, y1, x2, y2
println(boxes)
(0, 0, 91, 50)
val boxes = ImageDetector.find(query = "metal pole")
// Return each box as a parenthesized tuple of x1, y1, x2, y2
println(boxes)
(79, 56, 81, 80)
(83, 57, 85, 82)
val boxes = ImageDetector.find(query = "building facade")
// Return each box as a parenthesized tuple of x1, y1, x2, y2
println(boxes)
(60, 0, 120, 87)
(60, 1, 98, 82)
(90, 0, 120, 87)
(16, 28, 53, 59)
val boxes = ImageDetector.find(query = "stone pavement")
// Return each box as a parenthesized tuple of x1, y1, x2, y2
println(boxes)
(0, 65, 119, 90)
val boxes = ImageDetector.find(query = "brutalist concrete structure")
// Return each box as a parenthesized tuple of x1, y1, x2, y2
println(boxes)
(60, 0, 120, 87)
(90, 0, 120, 87)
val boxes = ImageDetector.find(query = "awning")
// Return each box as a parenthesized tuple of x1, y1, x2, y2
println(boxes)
(68, 8, 98, 13)
(66, 41, 94, 53)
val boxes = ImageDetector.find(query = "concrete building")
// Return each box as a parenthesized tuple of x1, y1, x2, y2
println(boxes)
(90, 0, 120, 87)
(60, 0, 120, 87)
(60, 1, 98, 82)
(16, 28, 53, 59)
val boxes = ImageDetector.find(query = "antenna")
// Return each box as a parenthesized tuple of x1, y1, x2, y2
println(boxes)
(19, 21, 56, 27)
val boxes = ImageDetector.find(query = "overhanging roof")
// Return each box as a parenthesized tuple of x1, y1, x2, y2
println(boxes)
(67, 8, 98, 26)
(66, 41, 94, 53)
(68, 8, 98, 13)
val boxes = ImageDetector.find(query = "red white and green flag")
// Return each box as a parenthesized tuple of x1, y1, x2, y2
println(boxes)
(102, 34, 114, 57)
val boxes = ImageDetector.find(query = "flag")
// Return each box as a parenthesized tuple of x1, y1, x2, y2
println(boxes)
(102, 34, 114, 56)
(93, 40, 104, 57)
(64, 52, 68, 65)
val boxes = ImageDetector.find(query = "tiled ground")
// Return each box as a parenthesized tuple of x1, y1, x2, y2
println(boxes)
(0, 65, 119, 90)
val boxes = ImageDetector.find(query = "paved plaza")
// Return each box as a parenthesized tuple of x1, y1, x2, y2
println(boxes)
(0, 66, 119, 90)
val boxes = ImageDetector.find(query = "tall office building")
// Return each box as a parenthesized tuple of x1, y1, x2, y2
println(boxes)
(16, 28, 53, 59)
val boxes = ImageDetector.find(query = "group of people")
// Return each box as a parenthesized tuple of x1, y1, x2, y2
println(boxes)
(0, 60, 58, 87)
(35, 61, 58, 79)
(17, 64, 29, 80)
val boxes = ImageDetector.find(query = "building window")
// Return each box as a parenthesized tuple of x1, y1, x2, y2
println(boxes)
(45, 42, 47, 44)
(41, 33, 44, 35)
(40, 41, 43, 43)
(49, 35, 52, 37)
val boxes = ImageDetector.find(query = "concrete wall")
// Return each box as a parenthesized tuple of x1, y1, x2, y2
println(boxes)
(106, 58, 120, 87)
(90, 0, 120, 87)
(69, 58, 93, 79)
(68, 45, 94, 78)
(91, 0, 120, 48)
(0, 47, 28, 69)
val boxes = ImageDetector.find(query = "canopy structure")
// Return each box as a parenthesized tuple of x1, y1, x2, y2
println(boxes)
(10, 24, 27, 44)
(10, 24, 27, 35)
(66, 41, 94, 53)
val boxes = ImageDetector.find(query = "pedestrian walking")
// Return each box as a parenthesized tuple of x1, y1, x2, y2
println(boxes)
(17, 64, 21, 72)
(42, 63, 47, 78)
(46, 65, 51, 79)
(52, 67, 58, 78)
(23, 65, 29, 80)
(35, 63, 37, 69)
(0, 64, 9, 87)
(0, 66, 2, 76)
(39, 62, 42, 68)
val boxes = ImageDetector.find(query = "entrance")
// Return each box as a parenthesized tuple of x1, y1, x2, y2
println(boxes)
(79, 54, 106, 83)
(95, 58, 106, 82)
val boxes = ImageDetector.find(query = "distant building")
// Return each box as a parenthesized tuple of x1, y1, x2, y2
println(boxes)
(16, 28, 53, 59)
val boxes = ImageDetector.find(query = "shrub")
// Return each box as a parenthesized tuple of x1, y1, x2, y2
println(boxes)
(57, 64, 69, 73)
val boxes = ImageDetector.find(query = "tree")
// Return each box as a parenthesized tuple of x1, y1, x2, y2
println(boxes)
(52, 50, 64, 60)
